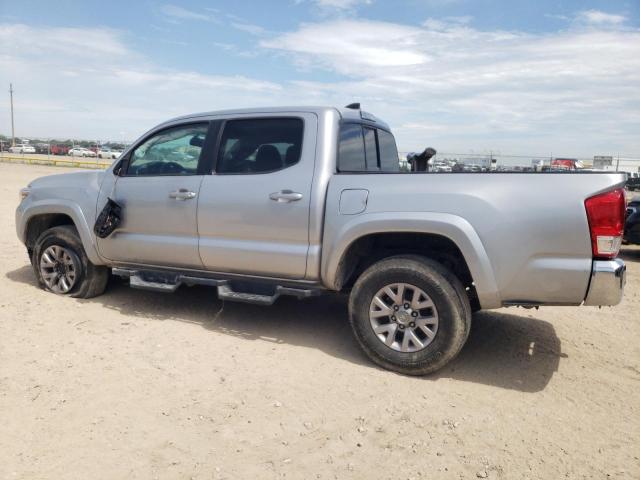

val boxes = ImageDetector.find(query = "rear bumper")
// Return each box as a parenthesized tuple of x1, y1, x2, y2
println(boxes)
(583, 258, 626, 306)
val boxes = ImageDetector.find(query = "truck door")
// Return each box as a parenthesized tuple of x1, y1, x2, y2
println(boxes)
(97, 122, 211, 269)
(197, 114, 316, 279)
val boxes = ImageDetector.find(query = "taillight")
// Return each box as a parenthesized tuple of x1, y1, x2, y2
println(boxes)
(584, 188, 626, 259)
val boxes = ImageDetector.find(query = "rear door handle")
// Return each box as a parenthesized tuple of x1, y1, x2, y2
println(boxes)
(269, 190, 303, 203)
(169, 188, 197, 201)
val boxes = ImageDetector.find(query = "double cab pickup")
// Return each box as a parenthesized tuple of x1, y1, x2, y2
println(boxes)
(16, 106, 627, 374)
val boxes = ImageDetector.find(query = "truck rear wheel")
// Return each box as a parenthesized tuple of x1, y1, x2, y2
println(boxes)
(32, 225, 109, 299)
(348, 255, 471, 375)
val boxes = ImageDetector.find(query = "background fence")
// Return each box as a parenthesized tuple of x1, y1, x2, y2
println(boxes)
(0, 152, 111, 169)
(399, 151, 640, 174)
(2, 150, 639, 174)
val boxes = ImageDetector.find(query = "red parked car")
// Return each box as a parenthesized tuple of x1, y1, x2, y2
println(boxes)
(50, 144, 70, 156)
(551, 158, 585, 170)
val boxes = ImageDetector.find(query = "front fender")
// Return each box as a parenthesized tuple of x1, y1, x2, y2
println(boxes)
(16, 199, 103, 265)
(321, 211, 501, 309)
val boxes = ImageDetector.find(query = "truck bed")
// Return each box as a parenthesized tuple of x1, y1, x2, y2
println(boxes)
(322, 172, 626, 309)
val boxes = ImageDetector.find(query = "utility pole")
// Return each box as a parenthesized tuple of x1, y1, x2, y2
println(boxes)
(9, 83, 15, 147)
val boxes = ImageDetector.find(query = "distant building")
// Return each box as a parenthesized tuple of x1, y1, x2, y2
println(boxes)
(591, 156, 640, 177)
(593, 156, 613, 169)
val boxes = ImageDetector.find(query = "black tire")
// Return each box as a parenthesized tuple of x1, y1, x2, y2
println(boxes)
(32, 225, 109, 299)
(348, 255, 471, 375)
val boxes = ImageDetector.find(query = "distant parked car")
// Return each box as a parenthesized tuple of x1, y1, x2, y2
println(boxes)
(68, 147, 96, 158)
(97, 147, 123, 159)
(551, 158, 585, 170)
(34, 143, 50, 154)
(626, 174, 640, 191)
(50, 144, 70, 156)
(432, 162, 452, 172)
(9, 144, 36, 154)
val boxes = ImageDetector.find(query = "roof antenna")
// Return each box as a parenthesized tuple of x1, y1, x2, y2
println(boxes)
(345, 102, 360, 110)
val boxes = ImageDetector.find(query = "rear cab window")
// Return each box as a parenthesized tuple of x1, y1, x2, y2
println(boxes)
(337, 124, 366, 171)
(377, 129, 400, 172)
(337, 122, 400, 173)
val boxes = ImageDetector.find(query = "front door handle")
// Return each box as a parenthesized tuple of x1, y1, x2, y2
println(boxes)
(169, 188, 197, 201)
(269, 190, 303, 203)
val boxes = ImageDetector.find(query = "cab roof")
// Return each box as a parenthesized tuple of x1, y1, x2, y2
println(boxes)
(161, 106, 391, 132)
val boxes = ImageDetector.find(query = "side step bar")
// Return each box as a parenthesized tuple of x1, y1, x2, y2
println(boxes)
(217, 284, 317, 305)
(129, 275, 180, 293)
(113, 268, 322, 305)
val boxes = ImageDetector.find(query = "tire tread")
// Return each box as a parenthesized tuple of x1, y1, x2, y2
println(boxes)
(348, 255, 471, 375)
(32, 225, 109, 299)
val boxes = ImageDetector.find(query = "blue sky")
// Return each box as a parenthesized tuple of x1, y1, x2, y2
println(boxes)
(0, 0, 638, 156)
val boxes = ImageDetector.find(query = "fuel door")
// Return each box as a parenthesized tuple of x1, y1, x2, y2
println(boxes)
(339, 189, 369, 215)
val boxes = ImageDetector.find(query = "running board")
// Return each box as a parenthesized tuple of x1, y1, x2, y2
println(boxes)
(129, 275, 179, 293)
(217, 285, 277, 305)
(216, 284, 318, 305)
(112, 267, 322, 305)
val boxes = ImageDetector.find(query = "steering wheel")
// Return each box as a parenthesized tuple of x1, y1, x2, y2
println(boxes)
(160, 162, 187, 174)
(136, 161, 187, 175)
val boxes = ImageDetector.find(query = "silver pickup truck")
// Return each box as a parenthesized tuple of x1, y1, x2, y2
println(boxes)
(15, 106, 627, 375)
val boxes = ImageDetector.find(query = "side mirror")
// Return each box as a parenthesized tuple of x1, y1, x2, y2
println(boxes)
(189, 135, 204, 147)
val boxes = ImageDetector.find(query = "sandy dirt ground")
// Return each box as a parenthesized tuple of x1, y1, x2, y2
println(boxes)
(0, 162, 638, 480)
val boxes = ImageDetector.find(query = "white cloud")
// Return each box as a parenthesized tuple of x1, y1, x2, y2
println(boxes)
(0, 23, 129, 58)
(422, 15, 472, 30)
(230, 22, 266, 35)
(311, 0, 371, 10)
(1, 16, 639, 157)
(262, 18, 640, 155)
(261, 20, 429, 72)
(0, 24, 281, 141)
(213, 42, 258, 57)
(160, 4, 212, 22)
(159, 6, 266, 36)
(576, 9, 626, 25)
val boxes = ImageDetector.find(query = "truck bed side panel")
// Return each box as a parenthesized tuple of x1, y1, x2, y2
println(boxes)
(321, 173, 626, 309)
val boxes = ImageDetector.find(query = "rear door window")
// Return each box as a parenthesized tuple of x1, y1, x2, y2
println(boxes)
(216, 118, 303, 174)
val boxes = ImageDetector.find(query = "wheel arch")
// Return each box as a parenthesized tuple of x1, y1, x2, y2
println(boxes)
(20, 202, 103, 265)
(322, 212, 501, 309)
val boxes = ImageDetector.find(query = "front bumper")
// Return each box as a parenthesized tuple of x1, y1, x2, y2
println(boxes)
(583, 258, 626, 306)
(15, 202, 27, 245)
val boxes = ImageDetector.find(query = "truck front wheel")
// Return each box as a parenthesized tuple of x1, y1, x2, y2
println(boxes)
(32, 226, 109, 299)
(349, 255, 471, 375)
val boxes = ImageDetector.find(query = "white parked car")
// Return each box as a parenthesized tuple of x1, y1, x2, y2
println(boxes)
(97, 148, 123, 159)
(9, 144, 36, 154)
(68, 147, 96, 158)
(432, 162, 452, 172)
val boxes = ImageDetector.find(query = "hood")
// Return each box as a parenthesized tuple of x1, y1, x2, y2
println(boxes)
(29, 170, 106, 189)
